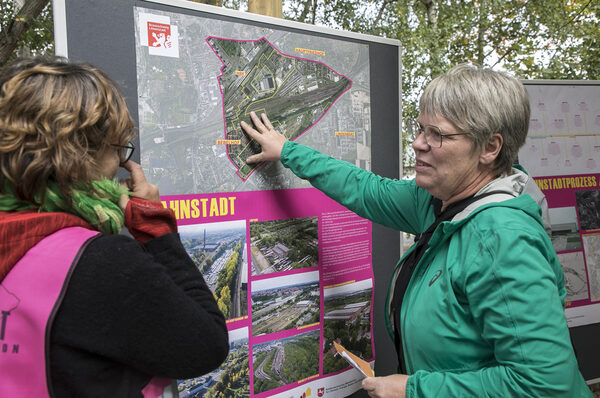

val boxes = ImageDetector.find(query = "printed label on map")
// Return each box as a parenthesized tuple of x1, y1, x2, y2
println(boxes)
(137, 13, 179, 58)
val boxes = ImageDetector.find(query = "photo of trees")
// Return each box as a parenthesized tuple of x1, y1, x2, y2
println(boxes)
(178, 327, 249, 398)
(180, 220, 248, 319)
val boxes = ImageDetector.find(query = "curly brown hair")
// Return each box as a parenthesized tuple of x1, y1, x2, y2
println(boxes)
(0, 57, 135, 206)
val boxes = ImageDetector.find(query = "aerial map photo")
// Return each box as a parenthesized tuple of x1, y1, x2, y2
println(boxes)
(557, 251, 589, 303)
(178, 327, 250, 398)
(207, 36, 351, 180)
(322, 279, 372, 375)
(134, 7, 371, 195)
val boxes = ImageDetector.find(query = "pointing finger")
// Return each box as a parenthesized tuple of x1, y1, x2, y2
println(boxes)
(240, 120, 258, 135)
(240, 121, 264, 145)
(249, 111, 267, 132)
(261, 113, 275, 130)
(246, 153, 263, 164)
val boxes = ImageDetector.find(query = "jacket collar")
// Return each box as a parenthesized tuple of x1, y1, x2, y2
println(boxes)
(446, 167, 550, 233)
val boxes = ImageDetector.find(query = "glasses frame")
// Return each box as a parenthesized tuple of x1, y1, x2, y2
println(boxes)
(410, 120, 469, 148)
(111, 142, 135, 165)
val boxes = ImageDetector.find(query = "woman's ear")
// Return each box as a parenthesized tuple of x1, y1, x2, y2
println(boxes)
(480, 133, 503, 166)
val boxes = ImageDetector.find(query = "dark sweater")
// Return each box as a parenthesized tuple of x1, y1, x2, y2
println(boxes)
(50, 232, 229, 397)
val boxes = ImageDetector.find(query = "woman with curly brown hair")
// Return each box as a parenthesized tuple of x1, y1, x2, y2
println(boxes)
(0, 57, 228, 397)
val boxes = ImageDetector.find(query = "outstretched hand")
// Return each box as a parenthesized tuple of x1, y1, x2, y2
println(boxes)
(118, 160, 160, 211)
(362, 374, 409, 398)
(240, 111, 287, 164)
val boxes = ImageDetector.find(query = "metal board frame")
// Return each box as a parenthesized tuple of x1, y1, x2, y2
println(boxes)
(52, 1, 403, 395)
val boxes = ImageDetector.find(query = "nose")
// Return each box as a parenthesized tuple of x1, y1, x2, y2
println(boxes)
(412, 130, 430, 151)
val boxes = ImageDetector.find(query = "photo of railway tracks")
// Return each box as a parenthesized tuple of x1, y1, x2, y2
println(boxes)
(322, 279, 373, 375)
(180, 220, 248, 319)
(251, 271, 320, 336)
(178, 327, 249, 398)
(207, 36, 352, 181)
(250, 217, 318, 275)
(252, 329, 320, 395)
(135, 8, 371, 194)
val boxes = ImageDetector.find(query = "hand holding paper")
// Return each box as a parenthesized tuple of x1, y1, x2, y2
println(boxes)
(362, 374, 409, 398)
(333, 341, 374, 378)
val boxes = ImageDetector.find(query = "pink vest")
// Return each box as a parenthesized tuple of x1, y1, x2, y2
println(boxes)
(0, 227, 171, 397)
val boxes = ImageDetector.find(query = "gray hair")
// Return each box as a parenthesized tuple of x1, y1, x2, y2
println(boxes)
(419, 64, 530, 174)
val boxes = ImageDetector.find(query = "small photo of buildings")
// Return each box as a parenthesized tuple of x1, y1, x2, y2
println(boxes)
(249, 217, 318, 275)
(322, 279, 373, 375)
(549, 207, 582, 252)
(251, 271, 320, 336)
(177, 327, 249, 398)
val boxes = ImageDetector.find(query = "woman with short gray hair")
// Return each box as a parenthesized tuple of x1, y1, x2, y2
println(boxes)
(241, 64, 591, 397)
(419, 64, 531, 175)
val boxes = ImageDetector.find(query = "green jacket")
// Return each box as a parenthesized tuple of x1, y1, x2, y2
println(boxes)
(281, 141, 591, 398)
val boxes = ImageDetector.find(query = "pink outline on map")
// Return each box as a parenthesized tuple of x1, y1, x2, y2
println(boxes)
(206, 36, 353, 181)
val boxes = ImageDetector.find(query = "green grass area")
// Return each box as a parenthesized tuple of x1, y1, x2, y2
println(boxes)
(281, 336, 319, 382)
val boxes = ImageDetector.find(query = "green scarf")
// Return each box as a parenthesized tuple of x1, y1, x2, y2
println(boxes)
(0, 179, 129, 234)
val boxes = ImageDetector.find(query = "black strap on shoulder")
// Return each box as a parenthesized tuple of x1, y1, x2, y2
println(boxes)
(391, 190, 512, 372)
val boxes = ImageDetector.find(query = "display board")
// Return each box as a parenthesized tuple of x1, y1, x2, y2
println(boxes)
(54, 1, 401, 397)
(521, 81, 600, 382)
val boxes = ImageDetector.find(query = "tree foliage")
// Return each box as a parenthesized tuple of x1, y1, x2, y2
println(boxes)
(213, 239, 243, 317)
(0, 0, 52, 67)
(271, 0, 600, 169)
(3, 0, 597, 168)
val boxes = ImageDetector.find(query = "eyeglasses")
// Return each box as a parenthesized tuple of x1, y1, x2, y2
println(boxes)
(409, 120, 469, 148)
(111, 142, 135, 164)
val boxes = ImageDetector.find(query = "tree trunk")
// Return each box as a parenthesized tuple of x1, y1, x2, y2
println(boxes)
(298, 0, 312, 22)
(187, 0, 223, 5)
(248, 0, 282, 18)
(476, 0, 487, 65)
(0, 0, 49, 67)
(420, 0, 437, 28)
(420, 0, 442, 76)
(374, 0, 393, 28)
